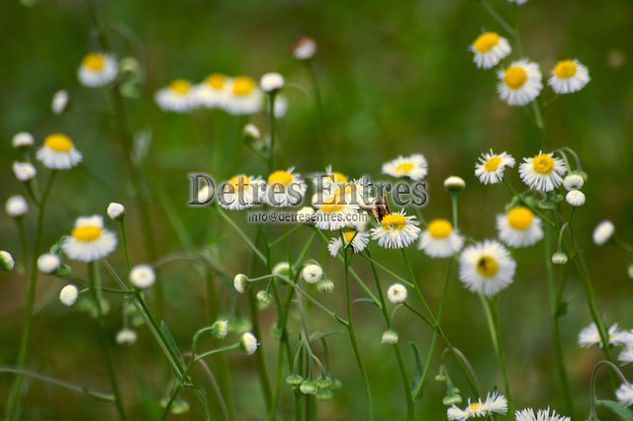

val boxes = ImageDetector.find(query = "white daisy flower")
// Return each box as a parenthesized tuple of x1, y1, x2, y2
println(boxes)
(548, 59, 590, 94)
(240, 332, 259, 355)
(497, 59, 543, 106)
(418, 218, 463, 258)
(592, 220, 615, 246)
(328, 229, 369, 256)
(12, 132, 34, 148)
(265, 168, 307, 207)
(496, 206, 543, 248)
(578, 323, 630, 348)
(5, 195, 28, 218)
(225, 76, 263, 115)
(193, 73, 231, 109)
(470, 32, 511, 69)
(107, 202, 125, 220)
(37, 253, 61, 274)
(314, 191, 359, 231)
(315, 165, 348, 192)
(474, 150, 516, 185)
(260, 72, 284, 94)
(515, 408, 570, 421)
(565, 189, 585, 207)
(291, 36, 317, 60)
(619, 348, 633, 365)
(447, 392, 508, 420)
(36, 133, 82, 169)
(155, 79, 195, 113)
(78, 52, 118, 87)
(116, 329, 137, 346)
(616, 383, 633, 406)
(51, 89, 69, 114)
(62, 215, 117, 262)
(219, 174, 264, 210)
(59, 284, 79, 306)
(302, 264, 323, 284)
(519, 152, 567, 192)
(13, 162, 36, 182)
(459, 240, 516, 296)
(387, 283, 407, 304)
(130, 264, 156, 289)
(370, 211, 421, 249)
(382, 154, 428, 181)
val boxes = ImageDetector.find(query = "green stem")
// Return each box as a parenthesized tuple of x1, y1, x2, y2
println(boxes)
(479, 0, 517, 37)
(267, 93, 277, 173)
(5, 170, 56, 421)
(88, 261, 127, 420)
(479, 294, 512, 417)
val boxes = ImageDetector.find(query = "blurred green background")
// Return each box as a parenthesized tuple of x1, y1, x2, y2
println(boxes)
(1, 0, 633, 419)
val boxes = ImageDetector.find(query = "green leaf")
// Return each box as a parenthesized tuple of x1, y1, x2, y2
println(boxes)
(409, 342, 424, 401)
(353, 297, 380, 308)
(597, 400, 633, 420)
(160, 321, 187, 378)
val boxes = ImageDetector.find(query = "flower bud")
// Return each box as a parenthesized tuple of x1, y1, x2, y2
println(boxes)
(107, 202, 125, 220)
(37, 253, 61, 274)
(316, 278, 334, 293)
(233, 273, 248, 293)
(381, 329, 399, 344)
(5, 195, 28, 218)
(551, 252, 568, 265)
(115, 328, 137, 346)
(240, 332, 258, 355)
(59, 284, 79, 306)
(260, 72, 284, 94)
(12, 132, 34, 148)
(0, 250, 15, 271)
(444, 176, 465, 192)
(130, 264, 156, 288)
(301, 263, 323, 284)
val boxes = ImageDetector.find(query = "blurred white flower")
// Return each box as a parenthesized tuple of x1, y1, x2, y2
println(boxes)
(116, 329, 137, 346)
(107, 202, 125, 220)
(549, 59, 590, 94)
(37, 253, 61, 274)
(470, 32, 511, 69)
(130, 264, 156, 288)
(13, 162, 36, 182)
(260, 72, 284, 93)
(444, 176, 465, 192)
(36, 133, 82, 169)
(291, 36, 317, 60)
(240, 332, 258, 355)
(419, 219, 464, 258)
(565, 189, 585, 207)
(51, 89, 69, 114)
(233, 273, 248, 293)
(78, 52, 118, 87)
(381, 330, 399, 344)
(12, 132, 34, 148)
(155, 79, 195, 113)
(496, 206, 543, 248)
(515, 408, 569, 421)
(63, 215, 117, 262)
(616, 383, 633, 406)
(563, 173, 584, 191)
(387, 283, 407, 303)
(0, 250, 15, 272)
(5, 195, 28, 218)
(59, 284, 79, 306)
(302, 264, 323, 284)
(593, 220, 615, 246)
(447, 392, 507, 420)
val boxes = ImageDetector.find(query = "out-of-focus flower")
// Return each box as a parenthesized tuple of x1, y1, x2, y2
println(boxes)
(470, 32, 511, 69)
(260, 72, 284, 94)
(78, 52, 118, 87)
(382, 154, 428, 181)
(51, 90, 69, 114)
(5, 195, 28, 218)
(129, 264, 156, 288)
(12, 132, 34, 148)
(387, 283, 407, 303)
(107, 202, 125, 220)
(565, 189, 585, 207)
(0, 250, 15, 271)
(155, 79, 195, 113)
(225, 76, 262, 115)
(291, 36, 317, 60)
(59, 284, 79, 306)
(36, 133, 82, 169)
(116, 329, 137, 346)
(447, 392, 508, 420)
(548, 59, 590, 94)
(592, 220, 615, 246)
(37, 253, 61, 274)
(13, 162, 36, 182)
(240, 332, 258, 354)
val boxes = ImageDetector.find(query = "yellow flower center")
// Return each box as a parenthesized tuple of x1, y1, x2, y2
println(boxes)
(268, 170, 293, 186)
(395, 162, 414, 173)
(320, 200, 344, 213)
(484, 156, 502, 172)
(504, 66, 528, 89)
(428, 219, 453, 239)
(473, 32, 499, 53)
(476, 255, 499, 278)
(325, 171, 347, 183)
(381, 213, 407, 230)
(232, 76, 255, 96)
(82, 53, 106, 72)
(227, 174, 251, 189)
(554, 60, 577, 79)
(467, 402, 484, 412)
(507, 206, 533, 230)
(44, 133, 74, 152)
(532, 153, 554, 174)
(205, 73, 226, 89)
(71, 225, 102, 242)
(343, 230, 357, 243)
(169, 79, 191, 95)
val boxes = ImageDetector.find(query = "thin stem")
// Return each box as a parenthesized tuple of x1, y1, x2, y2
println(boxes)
(479, 0, 517, 37)
(88, 261, 127, 420)
(216, 206, 267, 264)
(267, 93, 277, 173)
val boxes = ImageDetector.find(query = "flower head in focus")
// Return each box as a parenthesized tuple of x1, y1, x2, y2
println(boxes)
(497, 59, 543, 106)
(62, 215, 117, 262)
(470, 32, 511, 69)
(475, 150, 515, 185)
(519, 152, 566, 192)
(548, 59, 590, 94)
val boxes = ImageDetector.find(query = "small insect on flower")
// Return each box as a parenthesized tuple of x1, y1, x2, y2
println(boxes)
(233, 273, 248, 293)
(515, 408, 570, 421)
(240, 332, 259, 354)
(265, 168, 307, 207)
(225, 76, 262, 115)
(62, 215, 117, 262)
(107, 202, 125, 220)
(78, 52, 118, 87)
(519, 152, 567, 192)
(616, 383, 633, 406)
(291, 36, 317, 60)
(419, 219, 464, 258)
(36, 133, 82, 169)
(193, 73, 231, 109)
(302, 263, 323, 284)
(593, 220, 615, 246)
(548, 59, 590, 94)
(565, 189, 586, 207)
(459, 240, 516, 296)
(12, 132, 34, 148)
(381, 329, 399, 344)
(59, 284, 79, 306)
(496, 206, 544, 248)
(37, 253, 61, 274)
(260, 72, 284, 94)
(563, 173, 585, 191)
(444, 176, 465, 192)
(447, 392, 508, 420)
(13, 162, 37, 182)
(5, 195, 28, 218)
(115, 329, 138, 346)
(470, 31, 511, 69)
(51, 89, 69, 114)
(497, 59, 543, 106)
(578, 323, 631, 348)
(0, 250, 15, 272)
(387, 283, 408, 303)
(474, 150, 516, 185)
(328, 229, 369, 256)
(155, 79, 195, 113)
(382, 154, 428, 181)
(370, 211, 421, 249)
(219, 174, 264, 210)
(130, 264, 156, 289)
